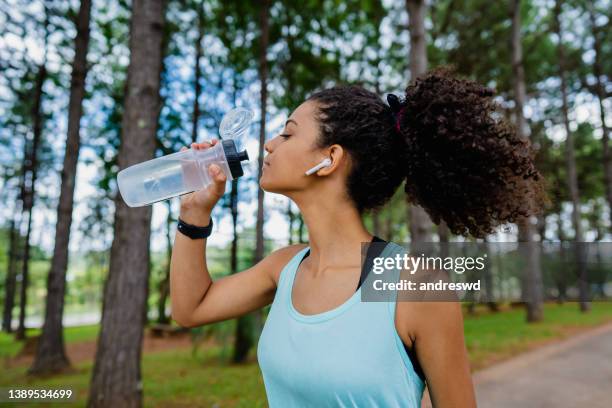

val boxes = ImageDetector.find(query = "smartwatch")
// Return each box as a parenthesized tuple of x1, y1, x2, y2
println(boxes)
(177, 217, 213, 240)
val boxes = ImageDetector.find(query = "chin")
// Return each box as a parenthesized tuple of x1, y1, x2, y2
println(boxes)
(259, 176, 273, 192)
(259, 176, 287, 194)
(260, 182, 279, 193)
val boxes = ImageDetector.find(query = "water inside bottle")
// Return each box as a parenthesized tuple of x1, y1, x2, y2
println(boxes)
(119, 150, 212, 207)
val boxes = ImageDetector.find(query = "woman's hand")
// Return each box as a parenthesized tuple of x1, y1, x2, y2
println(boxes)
(179, 139, 227, 225)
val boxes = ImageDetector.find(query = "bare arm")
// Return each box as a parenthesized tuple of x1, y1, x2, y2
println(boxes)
(169, 209, 217, 327)
(409, 301, 476, 408)
(170, 215, 305, 327)
(170, 139, 306, 327)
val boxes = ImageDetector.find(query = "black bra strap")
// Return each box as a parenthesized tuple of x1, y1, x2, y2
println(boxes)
(357, 236, 386, 291)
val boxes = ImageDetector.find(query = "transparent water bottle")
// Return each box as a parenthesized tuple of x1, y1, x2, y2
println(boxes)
(117, 107, 252, 207)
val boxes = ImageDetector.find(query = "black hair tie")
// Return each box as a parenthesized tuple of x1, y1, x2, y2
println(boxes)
(386, 93, 406, 133)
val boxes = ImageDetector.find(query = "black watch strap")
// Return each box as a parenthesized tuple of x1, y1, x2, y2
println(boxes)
(177, 217, 213, 240)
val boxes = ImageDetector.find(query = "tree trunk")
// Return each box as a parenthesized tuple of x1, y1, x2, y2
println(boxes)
(556, 213, 567, 303)
(30, 0, 92, 374)
(586, 2, 612, 231)
(229, 81, 240, 275)
(438, 220, 450, 259)
(157, 202, 172, 325)
(511, 0, 543, 322)
(9, 134, 32, 337)
(589, 204, 606, 297)
(230, 178, 239, 274)
(16, 60, 48, 340)
(191, 3, 204, 144)
(287, 201, 295, 244)
(229, 178, 240, 359)
(554, 0, 589, 312)
(234, 0, 270, 364)
(372, 209, 381, 237)
(87, 1, 166, 406)
(483, 237, 499, 312)
(7, 130, 29, 334)
(2, 216, 20, 332)
(438, 220, 449, 242)
(405, 0, 434, 243)
(406, 0, 427, 81)
(536, 214, 547, 241)
(385, 209, 394, 242)
(255, 0, 270, 267)
(298, 215, 305, 243)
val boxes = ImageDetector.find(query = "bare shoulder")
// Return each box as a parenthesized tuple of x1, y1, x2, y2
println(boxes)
(395, 264, 464, 344)
(264, 243, 309, 286)
(397, 299, 464, 342)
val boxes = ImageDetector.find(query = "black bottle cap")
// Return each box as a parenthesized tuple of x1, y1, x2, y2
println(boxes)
(222, 139, 250, 179)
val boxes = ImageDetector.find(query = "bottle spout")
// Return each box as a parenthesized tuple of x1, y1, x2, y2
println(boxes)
(222, 139, 250, 179)
(238, 149, 249, 162)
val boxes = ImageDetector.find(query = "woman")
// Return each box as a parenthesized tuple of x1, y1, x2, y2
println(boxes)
(170, 66, 548, 407)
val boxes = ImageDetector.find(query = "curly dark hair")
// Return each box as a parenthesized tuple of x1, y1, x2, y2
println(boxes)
(306, 66, 549, 238)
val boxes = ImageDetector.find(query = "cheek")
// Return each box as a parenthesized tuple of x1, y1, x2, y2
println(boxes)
(276, 144, 308, 172)
(260, 155, 309, 190)
(262, 140, 316, 186)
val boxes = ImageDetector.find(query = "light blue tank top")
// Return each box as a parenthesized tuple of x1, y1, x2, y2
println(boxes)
(257, 242, 425, 407)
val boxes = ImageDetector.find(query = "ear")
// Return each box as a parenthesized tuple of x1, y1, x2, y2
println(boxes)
(316, 144, 346, 176)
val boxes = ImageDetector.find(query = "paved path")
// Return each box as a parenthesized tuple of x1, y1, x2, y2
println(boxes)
(422, 322, 612, 407)
(475, 322, 612, 407)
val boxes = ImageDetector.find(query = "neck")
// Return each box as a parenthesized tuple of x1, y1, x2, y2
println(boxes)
(292, 193, 373, 273)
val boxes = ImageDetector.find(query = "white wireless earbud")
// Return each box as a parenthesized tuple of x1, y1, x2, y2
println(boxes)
(305, 158, 332, 176)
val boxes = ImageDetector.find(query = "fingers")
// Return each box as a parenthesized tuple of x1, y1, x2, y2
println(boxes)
(181, 139, 219, 152)
(190, 138, 218, 150)
(208, 163, 227, 182)
(207, 163, 227, 197)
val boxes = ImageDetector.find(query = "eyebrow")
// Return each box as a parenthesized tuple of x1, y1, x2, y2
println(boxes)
(285, 119, 298, 127)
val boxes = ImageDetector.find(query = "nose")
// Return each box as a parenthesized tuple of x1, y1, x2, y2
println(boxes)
(264, 134, 277, 154)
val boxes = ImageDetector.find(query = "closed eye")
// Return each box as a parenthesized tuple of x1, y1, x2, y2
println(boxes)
(280, 133, 291, 139)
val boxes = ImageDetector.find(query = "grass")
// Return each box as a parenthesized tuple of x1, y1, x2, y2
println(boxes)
(1, 303, 611, 407)
(0, 325, 99, 359)
(1, 345, 267, 407)
(142, 350, 267, 407)
(463, 302, 612, 369)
